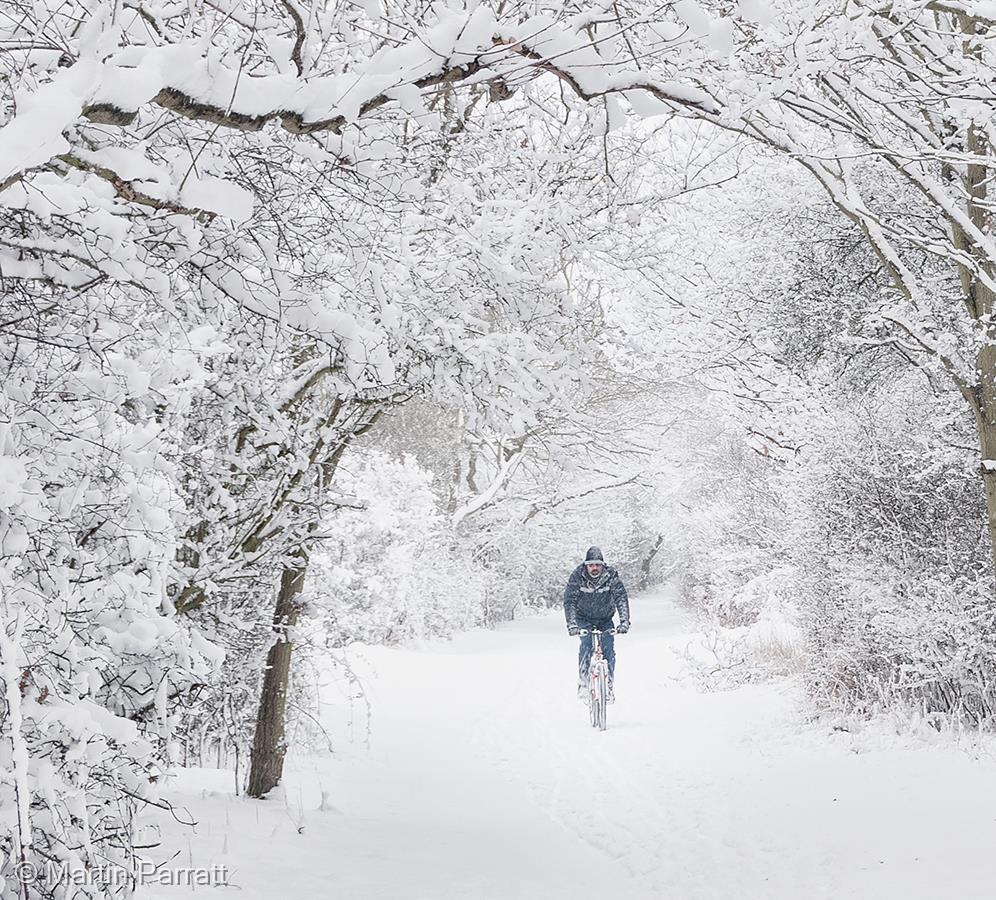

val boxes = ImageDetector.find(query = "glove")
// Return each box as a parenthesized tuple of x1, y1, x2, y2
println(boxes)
(616, 623, 630, 634)
(568, 626, 580, 636)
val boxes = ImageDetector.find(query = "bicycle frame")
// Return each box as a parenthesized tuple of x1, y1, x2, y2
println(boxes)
(579, 628, 614, 731)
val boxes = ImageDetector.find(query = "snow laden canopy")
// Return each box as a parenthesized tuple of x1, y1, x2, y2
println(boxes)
(0, 3, 717, 206)
(0, 4, 730, 898)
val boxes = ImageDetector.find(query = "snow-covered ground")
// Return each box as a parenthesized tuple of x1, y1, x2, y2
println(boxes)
(142, 588, 996, 899)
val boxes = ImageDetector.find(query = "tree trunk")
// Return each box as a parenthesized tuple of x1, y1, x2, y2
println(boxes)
(639, 533, 665, 589)
(976, 343, 996, 571)
(246, 558, 306, 798)
(244, 413, 381, 799)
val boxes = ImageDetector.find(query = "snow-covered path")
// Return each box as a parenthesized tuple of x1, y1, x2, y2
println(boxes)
(145, 589, 996, 899)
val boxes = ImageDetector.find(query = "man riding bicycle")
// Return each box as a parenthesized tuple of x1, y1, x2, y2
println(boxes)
(563, 546, 631, 703)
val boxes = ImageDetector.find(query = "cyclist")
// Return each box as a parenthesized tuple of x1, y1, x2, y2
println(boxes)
(564, 546, 631, 703)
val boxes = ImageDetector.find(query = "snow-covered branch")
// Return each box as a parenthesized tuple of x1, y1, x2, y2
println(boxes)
(0, 7, 715, 199)
(452, 446, 526, 526)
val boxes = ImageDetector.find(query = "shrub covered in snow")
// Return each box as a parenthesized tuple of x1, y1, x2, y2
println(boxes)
(784, 385, 996, 726)
(310, 452, 515, 645)
(0, 304, 222, 899)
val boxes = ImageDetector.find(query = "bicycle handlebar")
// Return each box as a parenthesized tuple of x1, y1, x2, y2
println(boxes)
(578, 628, 616, 636)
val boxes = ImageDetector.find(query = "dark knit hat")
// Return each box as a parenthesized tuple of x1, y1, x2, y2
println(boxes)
(584, 546, 605, 564)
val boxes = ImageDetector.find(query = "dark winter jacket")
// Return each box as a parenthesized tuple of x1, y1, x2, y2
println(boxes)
(563, 564, 630, 631)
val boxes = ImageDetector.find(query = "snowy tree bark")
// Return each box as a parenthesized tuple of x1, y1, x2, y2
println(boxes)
(975, 397, 996, 562)
(246, 409, 382, 797)
(247, 557, 306, 799)
(640, 534, 665, 590)
(951, 72, 996, 567)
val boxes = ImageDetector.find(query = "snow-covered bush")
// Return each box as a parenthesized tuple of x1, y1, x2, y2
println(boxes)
(0, 296, 223, 899)
(310, 452, 493, 645)
(638, 403, 790, 632)
(785, 384, 996, 726)
(680, 583, 805, 691)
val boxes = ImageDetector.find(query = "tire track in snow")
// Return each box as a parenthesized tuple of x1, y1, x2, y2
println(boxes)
(518, 668, 723, 896)
(464, 616, 707, 895)
(466, 594, 806, 900)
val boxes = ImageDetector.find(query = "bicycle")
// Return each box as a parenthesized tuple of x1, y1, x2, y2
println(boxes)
(579, 628, 615, 731)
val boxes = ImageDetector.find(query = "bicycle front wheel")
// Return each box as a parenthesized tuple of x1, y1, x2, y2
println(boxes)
(590, 663, 608, 731)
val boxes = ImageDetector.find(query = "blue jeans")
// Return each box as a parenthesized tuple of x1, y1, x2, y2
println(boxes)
(578, 619, 615, 683)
